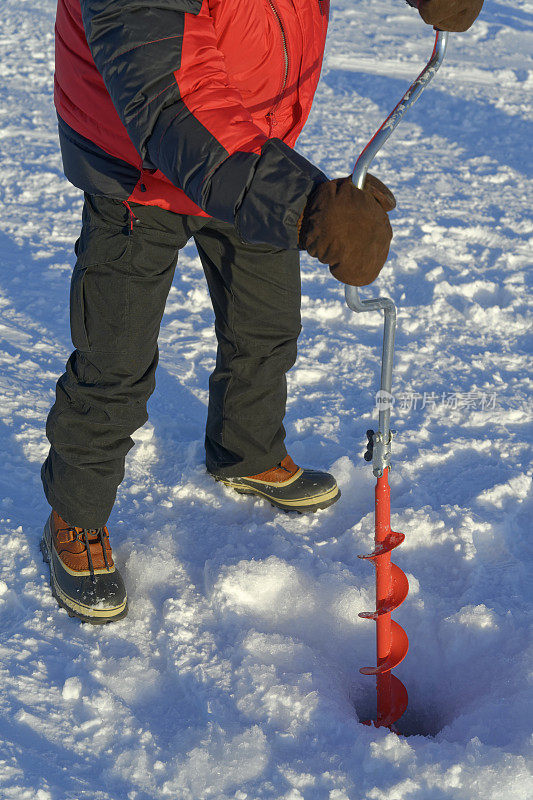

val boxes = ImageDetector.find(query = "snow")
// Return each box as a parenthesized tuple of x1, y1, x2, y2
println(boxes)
(0, 0, 532, 798)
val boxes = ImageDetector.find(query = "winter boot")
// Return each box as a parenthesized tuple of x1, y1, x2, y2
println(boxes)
(41, 510, 128, 624)
(214, 455, 340, 512)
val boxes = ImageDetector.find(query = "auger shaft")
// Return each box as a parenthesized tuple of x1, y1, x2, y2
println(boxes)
(359, 469, 408, 728)
(375, 473, 393, 667)
(375, 472, 394, 726)
(374, 470, 408, 727)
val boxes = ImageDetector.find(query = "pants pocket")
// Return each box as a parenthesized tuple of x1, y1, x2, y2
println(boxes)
(70, 263, 90, 351)
(69, 234, 133, 354)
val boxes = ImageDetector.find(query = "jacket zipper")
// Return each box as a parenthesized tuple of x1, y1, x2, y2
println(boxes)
(266, 0, 290, 130)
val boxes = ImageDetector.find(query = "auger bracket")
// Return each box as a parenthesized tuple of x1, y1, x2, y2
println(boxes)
(363, 428, 393, 477)
(371, 430, 393, 478)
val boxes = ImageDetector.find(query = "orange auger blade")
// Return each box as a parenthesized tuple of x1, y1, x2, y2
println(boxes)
(358, 564, 409, 619)
(360, 621, 409, 674)
(359, 468, 409, 729)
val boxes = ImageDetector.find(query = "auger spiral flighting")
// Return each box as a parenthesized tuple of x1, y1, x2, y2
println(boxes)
(358, 464, 409, 728)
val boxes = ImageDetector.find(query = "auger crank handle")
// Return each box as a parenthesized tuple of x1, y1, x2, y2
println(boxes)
(347, 25, 448, 247)
(345, 27, 449, 473)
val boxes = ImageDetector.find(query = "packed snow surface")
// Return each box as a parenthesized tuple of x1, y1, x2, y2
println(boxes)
(0, 1, 532, 798)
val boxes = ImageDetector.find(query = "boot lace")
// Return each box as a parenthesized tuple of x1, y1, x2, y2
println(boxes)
(66, 527, 111, 576)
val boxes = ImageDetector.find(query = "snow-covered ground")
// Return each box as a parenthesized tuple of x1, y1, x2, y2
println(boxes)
(0, 1, 532, 798)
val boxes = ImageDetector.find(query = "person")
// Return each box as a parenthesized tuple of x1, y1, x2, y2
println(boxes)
(40, 0, 484, 624)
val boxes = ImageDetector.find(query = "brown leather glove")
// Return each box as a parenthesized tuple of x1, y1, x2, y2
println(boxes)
(418, 0, 484, 32)
(299, 174, 396, 287)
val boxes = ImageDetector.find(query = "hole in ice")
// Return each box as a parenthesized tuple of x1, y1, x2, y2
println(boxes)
(354, 695, 446, 738)
(393, 706, 445, 738)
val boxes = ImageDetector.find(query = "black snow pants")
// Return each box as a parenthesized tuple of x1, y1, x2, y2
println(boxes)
(41, 194, 301, 528)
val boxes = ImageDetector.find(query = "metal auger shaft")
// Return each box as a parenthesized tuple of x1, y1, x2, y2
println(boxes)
(359, 469, 408, 727)
(346, 28, 449, 729)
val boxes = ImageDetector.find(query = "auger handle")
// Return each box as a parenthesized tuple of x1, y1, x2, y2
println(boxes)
(349, 28, 448, 194)
(345, 28, 449, 474)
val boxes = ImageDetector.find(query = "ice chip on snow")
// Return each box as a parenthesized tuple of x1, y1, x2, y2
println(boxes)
(62, 677, 82, 701)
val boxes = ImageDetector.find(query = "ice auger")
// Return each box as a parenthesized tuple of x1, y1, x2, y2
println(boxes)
(346, 25, 449, 729)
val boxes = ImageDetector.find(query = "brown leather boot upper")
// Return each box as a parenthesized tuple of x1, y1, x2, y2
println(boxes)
(51, 510, 114, 573)
(246, 455, 300, 483)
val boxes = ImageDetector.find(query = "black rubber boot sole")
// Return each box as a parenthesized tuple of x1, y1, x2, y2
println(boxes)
(215, 468, 341, 513)
(223, 483, 341, 512)
(40, 522, 128, 625)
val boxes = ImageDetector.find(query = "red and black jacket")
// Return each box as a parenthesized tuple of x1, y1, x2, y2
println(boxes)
(55, 0, 330, 248)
